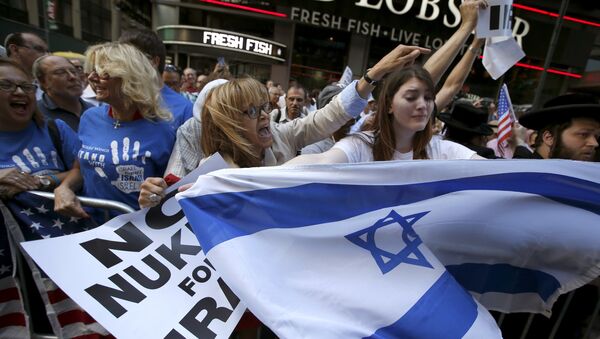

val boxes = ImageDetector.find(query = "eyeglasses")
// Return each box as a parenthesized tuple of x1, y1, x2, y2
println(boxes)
(165, 64, 181, 73)
(89, 69, 111, 81)
(243, 102, 271, 119)
(18, 44, 49, 54)
(0, 80, 38, 93)
(51, 67, 80, 77)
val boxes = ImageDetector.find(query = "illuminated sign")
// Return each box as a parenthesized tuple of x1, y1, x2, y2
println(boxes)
(157, 26, 287, 63)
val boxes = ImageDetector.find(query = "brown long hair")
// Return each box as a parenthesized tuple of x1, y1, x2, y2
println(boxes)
(0, 58, 44, 127)
(201, 77, 268, 168)
(370, 65, 435, 160)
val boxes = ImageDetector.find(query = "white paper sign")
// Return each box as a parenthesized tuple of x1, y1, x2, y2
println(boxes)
(482, 36, 526, 79)
(476, 0, 513, 38)
(22, 154, 245, 339)
(338, 66, 353, 87)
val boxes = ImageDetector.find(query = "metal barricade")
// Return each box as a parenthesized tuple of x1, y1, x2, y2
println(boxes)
(495, 285, 600, 339)
(17, 191, 135, 339)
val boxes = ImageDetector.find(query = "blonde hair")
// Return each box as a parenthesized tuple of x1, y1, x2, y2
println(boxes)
(201, 77, 268, 168)
(84, 42, 171, 121)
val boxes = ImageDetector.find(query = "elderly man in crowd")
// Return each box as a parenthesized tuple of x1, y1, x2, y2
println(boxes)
(4, 32, 48, 78)
(5, 32, 48, 99)
(181, 67, 199, 102)
(162, 64, 183, 93)
(270, 84, 307, 124)
(34, 55, 91, 131)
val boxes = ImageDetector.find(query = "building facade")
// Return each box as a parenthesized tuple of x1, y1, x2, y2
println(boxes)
(1, 0, 599, 104)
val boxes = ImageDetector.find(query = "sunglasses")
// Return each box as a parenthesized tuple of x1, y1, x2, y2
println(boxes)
(165, 64, 181, 73)
(243, 102, 272, 119)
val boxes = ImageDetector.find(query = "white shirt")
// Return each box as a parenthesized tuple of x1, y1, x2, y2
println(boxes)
(333, 133, 476, 163)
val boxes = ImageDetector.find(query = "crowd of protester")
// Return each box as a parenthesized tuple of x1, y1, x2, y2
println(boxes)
(1, 0, 599, 336)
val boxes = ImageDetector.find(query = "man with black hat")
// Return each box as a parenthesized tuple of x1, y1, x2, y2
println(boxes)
(439, 102, 499, 159)
(516, 93, 600, 161)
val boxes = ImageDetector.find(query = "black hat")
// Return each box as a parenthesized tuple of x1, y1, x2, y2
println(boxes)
(438, 102, 493, 136)
(519, 93, 600, 130)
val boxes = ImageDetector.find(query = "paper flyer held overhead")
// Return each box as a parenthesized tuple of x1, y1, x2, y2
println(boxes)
(476, 0, 513, 39)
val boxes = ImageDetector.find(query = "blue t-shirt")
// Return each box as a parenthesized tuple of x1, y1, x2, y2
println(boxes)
(161, 85, 193, 128)
(78, 105, 177, 211)
(0, 120, 79, 175)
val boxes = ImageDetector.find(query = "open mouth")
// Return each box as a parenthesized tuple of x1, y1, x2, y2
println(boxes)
(9, 100, 29, 115)
(258, 126, 272, 139)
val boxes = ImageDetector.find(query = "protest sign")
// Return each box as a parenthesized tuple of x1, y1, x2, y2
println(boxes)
(22, 154, 244, 338)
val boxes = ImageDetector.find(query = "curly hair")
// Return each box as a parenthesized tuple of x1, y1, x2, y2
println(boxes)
(84, 42, 171, 121)
(201, 77, 269, 168)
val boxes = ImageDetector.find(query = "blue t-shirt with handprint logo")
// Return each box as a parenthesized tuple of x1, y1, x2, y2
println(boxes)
(0, 120, 79, 175)
(78, 105, 177, 213)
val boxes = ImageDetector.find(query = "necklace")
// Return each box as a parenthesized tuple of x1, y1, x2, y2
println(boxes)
(108, 106, 121, 129)
(108, 106, 143, 128)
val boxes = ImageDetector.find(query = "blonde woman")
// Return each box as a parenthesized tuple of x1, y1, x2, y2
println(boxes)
(139, 44, 431, 207)
(54, 42, 175, 221)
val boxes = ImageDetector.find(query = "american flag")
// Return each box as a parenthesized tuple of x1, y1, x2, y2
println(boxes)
(497, 84, 514, 148)
(1, 192, 113, 339)
(0, 205, 28, 339)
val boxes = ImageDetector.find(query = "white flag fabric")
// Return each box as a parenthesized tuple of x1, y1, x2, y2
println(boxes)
(176, 160, 599, 337)
(177, 161, 504, 338)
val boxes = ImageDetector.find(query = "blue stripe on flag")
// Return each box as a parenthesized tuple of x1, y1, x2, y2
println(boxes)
(365, 271, 477, 339)
(180, 172, 600, 253)
(446, 263, 560, 302)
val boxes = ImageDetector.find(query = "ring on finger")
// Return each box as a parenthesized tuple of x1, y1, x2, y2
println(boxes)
(148, 193, 161, 203)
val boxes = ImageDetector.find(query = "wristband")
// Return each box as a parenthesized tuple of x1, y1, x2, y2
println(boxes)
(363, 69, 380, 87)
(48, 174, 61, 186)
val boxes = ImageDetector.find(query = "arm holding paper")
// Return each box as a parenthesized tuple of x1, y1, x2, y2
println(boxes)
(423, 0, 487, 86)
(435, 38, 485, 111)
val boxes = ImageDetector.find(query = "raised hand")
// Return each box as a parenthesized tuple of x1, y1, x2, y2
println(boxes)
(460, 0, 489, 29)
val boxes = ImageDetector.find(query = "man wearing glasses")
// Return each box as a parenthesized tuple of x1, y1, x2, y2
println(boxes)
(33, 55, 91, 131)
(4, 32, 49, 77)
(162, 64, 183, 93)
(4, 32, 49, 100)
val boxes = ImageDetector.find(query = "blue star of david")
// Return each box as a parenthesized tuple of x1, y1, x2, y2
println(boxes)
(345, 210, 433, 274)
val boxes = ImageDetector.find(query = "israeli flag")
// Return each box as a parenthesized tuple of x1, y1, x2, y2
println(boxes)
(177, 160, 599, 338)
